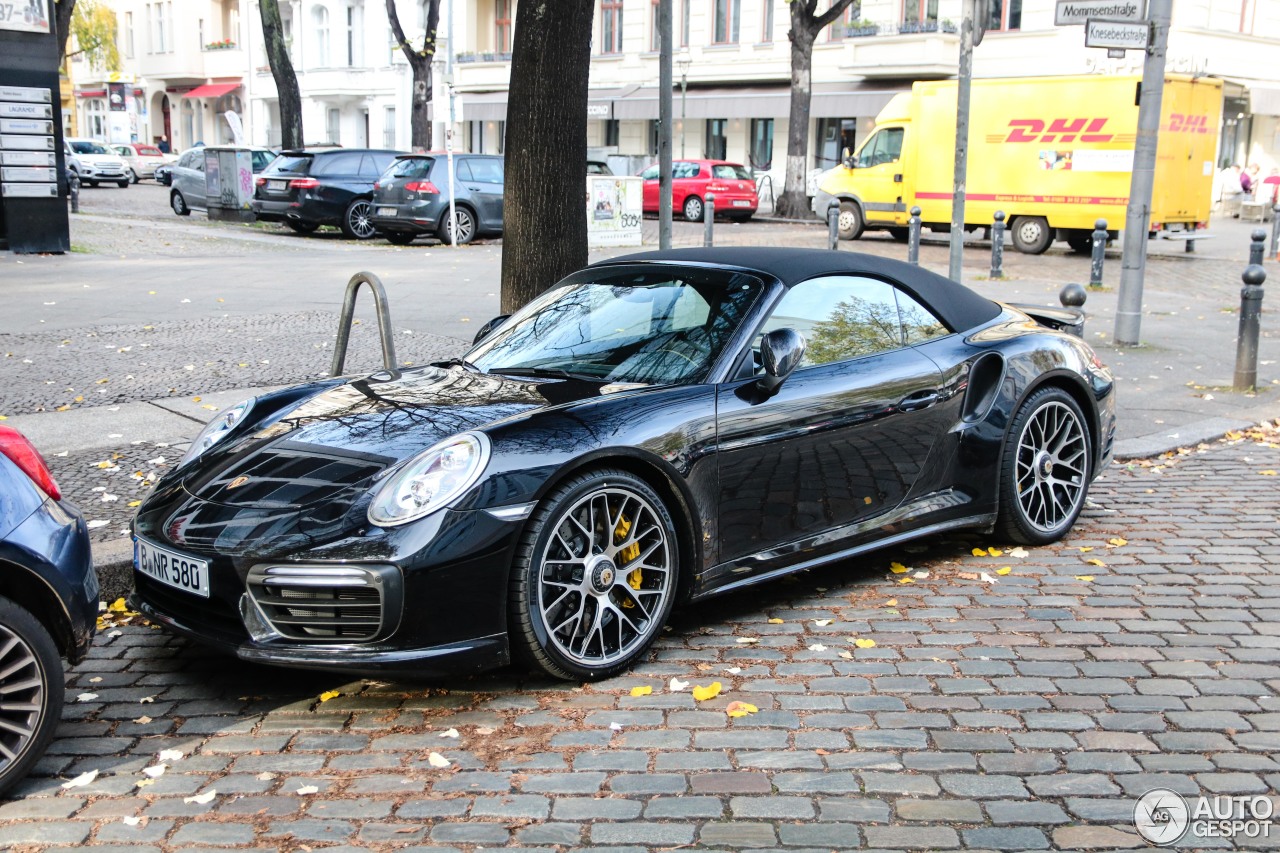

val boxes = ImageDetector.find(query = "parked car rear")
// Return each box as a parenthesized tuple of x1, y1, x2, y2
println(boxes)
(110, 142, 168, 183)
(252, 148, 404, 238)
(639, 158, 758, 222)
(369, 153, 504, 245)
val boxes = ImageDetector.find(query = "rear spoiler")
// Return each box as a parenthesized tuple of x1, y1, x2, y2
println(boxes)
(1009, 304, 1084, 338)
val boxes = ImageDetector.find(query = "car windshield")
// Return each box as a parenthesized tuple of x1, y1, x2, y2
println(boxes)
(71, 141, 109, 155)
(468, 268, 764, 385)
(136, 145, 162, 155)
(712, 164, 752, 180)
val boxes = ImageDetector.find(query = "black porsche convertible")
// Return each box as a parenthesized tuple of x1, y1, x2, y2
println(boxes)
(130, 248, 1115, 680)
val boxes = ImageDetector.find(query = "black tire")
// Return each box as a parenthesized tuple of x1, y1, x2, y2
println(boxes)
(1010, 215, 1053, 254)
(1065, 233, 1092, 254)
(285, 220, 319, 234)
(340, 199, 377, 240)
(887, 227, 910, 243)
(128, 169, 139, 184)
(384, 231, 416, 245)
(0, 597, 64, 798)
(682, 195, 704, 223)
(437, 206, 476, 245)
(837, 200, 864, 240)
(509, 468, 680, 681)
(116, 179, 129, 189)
(85, 180, 98, 188)
(170, 190, 190, 216)
(996, 386, 1092, 545)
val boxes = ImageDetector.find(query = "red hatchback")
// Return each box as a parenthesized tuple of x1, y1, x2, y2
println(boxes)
(639, 159, 758, 222)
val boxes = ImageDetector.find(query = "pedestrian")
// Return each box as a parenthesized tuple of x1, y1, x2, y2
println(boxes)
(1239, 163, 1253, 195)
(1245, 163, 1262, 196)
(157, 135, 170, 154)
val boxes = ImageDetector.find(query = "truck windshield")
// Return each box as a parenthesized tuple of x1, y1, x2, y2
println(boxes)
(856, 128, 904, 168)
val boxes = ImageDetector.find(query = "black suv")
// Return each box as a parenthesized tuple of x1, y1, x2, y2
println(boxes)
(252, 148, 405, 239)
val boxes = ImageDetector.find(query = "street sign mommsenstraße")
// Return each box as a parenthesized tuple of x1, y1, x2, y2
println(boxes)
(1055, 0, 1147, 25)
(1085, 18, 1152, 50)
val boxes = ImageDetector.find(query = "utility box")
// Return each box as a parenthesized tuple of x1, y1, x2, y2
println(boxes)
(0, 0, 70, 254)
(586, 175, 643, 248)
(203, 146, 255, 223)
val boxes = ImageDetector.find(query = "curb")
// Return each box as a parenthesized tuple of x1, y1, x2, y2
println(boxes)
(93, 538, 135, 604)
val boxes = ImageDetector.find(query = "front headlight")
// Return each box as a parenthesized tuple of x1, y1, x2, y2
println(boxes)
(367, 433, 490, 527)
(179, 397, 256, 466)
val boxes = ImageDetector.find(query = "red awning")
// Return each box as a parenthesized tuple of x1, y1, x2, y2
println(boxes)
(182, 82, 241, 99)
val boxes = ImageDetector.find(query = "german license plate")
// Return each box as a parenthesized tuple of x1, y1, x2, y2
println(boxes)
(134, 538, 210, 598)
(376, 206, 396, 216)
(732, 200, 751, 207)
(270, 179, 287, 190)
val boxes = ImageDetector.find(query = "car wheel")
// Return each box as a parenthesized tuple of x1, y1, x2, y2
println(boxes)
(0, 596, 64, 798)
(437, 206, 476, 245)
(510, 469, 680, 681)
(837, 201, 864, 240)
(285, 220, 319, 234)
(85, 180, 98, 188)
(384, 231, 416, 246)
(128, 169, 139, 184)
(170, 191, 190, 216)
(341, 199, 377, 240)
(1011, 215, 1053, 254)
(117, 179, 129, 188)
(682, 195, 704, 222)
(996, 386, 1092, 545)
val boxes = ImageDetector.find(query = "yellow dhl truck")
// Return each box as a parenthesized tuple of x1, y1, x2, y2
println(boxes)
(812, 74, 1223, 254)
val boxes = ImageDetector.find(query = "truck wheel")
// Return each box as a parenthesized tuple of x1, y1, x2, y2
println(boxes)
(1011, 216, 1052, 254)
(1065, 232, 1092, 254)
(837, 201, 864, 240)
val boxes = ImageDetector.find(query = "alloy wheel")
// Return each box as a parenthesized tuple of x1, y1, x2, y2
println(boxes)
(534, 486, 673, 668)
(0, 625, 45, 773)
(1014, 400, 1088, 534)
(347, 201, 376, 239)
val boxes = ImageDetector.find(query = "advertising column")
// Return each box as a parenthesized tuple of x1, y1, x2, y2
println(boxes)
(0, 0, 71, 254)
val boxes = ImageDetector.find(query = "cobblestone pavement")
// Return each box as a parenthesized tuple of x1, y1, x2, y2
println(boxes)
(3, 430, 1279, 851)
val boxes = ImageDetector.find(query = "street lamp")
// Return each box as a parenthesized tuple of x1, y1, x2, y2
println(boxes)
(676, 52, 691, 159)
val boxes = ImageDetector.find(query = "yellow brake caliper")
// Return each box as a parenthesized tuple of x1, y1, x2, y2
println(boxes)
(614, 514, 642, 606)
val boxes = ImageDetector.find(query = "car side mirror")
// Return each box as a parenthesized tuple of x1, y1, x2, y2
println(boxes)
(756, 328, 806, 394)
(472, 314, 510, 345)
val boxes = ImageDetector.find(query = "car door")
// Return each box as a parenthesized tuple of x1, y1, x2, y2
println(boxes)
(460, 157, 505, 229)
(711, 274, 953, 581)
(850, 127, 907, 226)
(311, 151, 365, 217)
(673, 161, 702, 212)
(640, 164, 659, 211)
(176, 149, 206, 208)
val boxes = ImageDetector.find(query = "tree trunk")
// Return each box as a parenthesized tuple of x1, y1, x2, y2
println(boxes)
(776, 0, 857, 219)
(54, 0, 76, 62)
(500, 0, 595, 313)
(260, 0, 303, 149)
(387, 0, 439, 151)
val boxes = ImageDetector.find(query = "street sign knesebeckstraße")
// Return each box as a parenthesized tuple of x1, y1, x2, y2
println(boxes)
(1055, 0, 1147, 25)
(1085, 18, 1151, 50)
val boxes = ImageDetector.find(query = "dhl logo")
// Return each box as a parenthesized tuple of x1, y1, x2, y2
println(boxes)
(1165, 113, 1211, 134)
(1004, 118, 1113, 144)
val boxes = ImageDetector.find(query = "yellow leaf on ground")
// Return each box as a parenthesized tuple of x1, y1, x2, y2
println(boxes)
(108, 598, 127, 613)
(127, 500, 141, 507)
(318, 690, 340, 702)
(1107, 537, 1128, 546)
(692, 682, 722, 702)
(1261, 470, 1278, 476)
(854, 639, 877, 649)
(889, 562, 910, 574)
(988, 548, 1003, 557)
(725, 701, 758, 718)
(767, 618, 784, 624)
(1076, 575, 1095, 582)
(971, 548, 987, 557)
(629, 686, 653, 697)
(885, 599, 897, 607)
(1086, 558, 1106, 567)
(995, 567, 1012, 576)
(898, 578, 915, 584)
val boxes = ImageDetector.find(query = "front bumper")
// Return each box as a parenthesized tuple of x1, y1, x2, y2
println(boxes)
(812, 188, 838, 218)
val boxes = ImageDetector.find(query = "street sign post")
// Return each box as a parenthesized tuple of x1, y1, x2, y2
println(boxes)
(1084, 19, 1151, 50)
(1054, 0, 1147, 25)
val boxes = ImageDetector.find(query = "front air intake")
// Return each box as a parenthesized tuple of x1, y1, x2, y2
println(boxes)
(245, 564, 400, 642)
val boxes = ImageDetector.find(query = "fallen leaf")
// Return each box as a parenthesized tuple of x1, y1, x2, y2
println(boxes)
(854, 639, 877, 649)
(725, 667, 741, 675)
(142, 764, 166, 778)
(808, 644, 827, 652)
(122, 816, 142, 826)
(988, 548, 1003, 556)
(669, 677, 689, 692)
(157, 749, 184, 762)
(1075, 575, 1095, 582)
(62, 769, 98, 789)
(1078, 546, 1094, 552)
(1107, 537, 1128, 546)
(318, 690, 340, 702)
(885, 599, 897, 606)
(980, 572, 998, 583)
(889, 561, 910, 574)
(475, 726, 496, 735)
(427, 752, 451, 768)
(296, 785, 319, 795)
(1086, 558, 1106, 567)
(767, 617, 784, 624)
(725, 701, 759, 718)
(134, 778, 155, 788)
(609, 722, 624, 731)
(971, 548, 987, 557)
(838, 651, 854, 659)
(692, 682, 722, 701)
(438, 728, 460, 739)
(629, 685, 653, 697)
(913, 571, 930, 579)
(813, 619, 833, 626)
(1260, 470, 1277, 476)
(736, 637, 760, 644)
(995, 567, 1012, 576)
(77, 693, 99, 702)
(139, 696, 155, 703)
(133, 716, 152, 724)
(183, 790, 216, 805)
(898, 578, 915, 584)
(1009, 546, 1029, 558)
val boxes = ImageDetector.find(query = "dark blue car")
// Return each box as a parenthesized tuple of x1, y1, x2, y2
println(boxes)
(0, 426, 97, 795)
(370, 153, 505, 245)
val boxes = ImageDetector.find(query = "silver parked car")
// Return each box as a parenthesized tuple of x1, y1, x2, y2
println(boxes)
(169, 146, 277, 216)
(64, 138, 129, 188)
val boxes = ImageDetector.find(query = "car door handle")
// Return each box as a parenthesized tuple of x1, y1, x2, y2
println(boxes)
(897, 391, 939, 412)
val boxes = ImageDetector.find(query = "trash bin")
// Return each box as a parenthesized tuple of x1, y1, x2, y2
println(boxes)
(202, 146, 255, 223)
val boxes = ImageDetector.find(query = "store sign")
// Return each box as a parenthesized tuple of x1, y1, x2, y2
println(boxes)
(0, 101, 52, 119)
(1085, 18, 1151, 50)
(1055, 0, 1146, 25)
(0, 0, 51, 34)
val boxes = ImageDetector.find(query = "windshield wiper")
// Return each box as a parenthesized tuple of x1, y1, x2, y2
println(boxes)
(435, 357, 483, 373)
(494, 366, 600, 381)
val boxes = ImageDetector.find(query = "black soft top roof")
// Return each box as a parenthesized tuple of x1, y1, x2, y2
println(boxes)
(598, 247, 1001, 332)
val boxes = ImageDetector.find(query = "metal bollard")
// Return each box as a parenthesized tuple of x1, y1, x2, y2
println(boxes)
(1089, 218, 1108, 288)
(1234, 252, 1267, 392)
(989, 211, 1006, 279)
(703, 193, 715, 247)
(1249, 228, 1267, 267)
(827, 204, 839, 251)
(1272, 205, 1280, 259)
(907, 206, 922, 265)
(68, 171, 80, 214)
